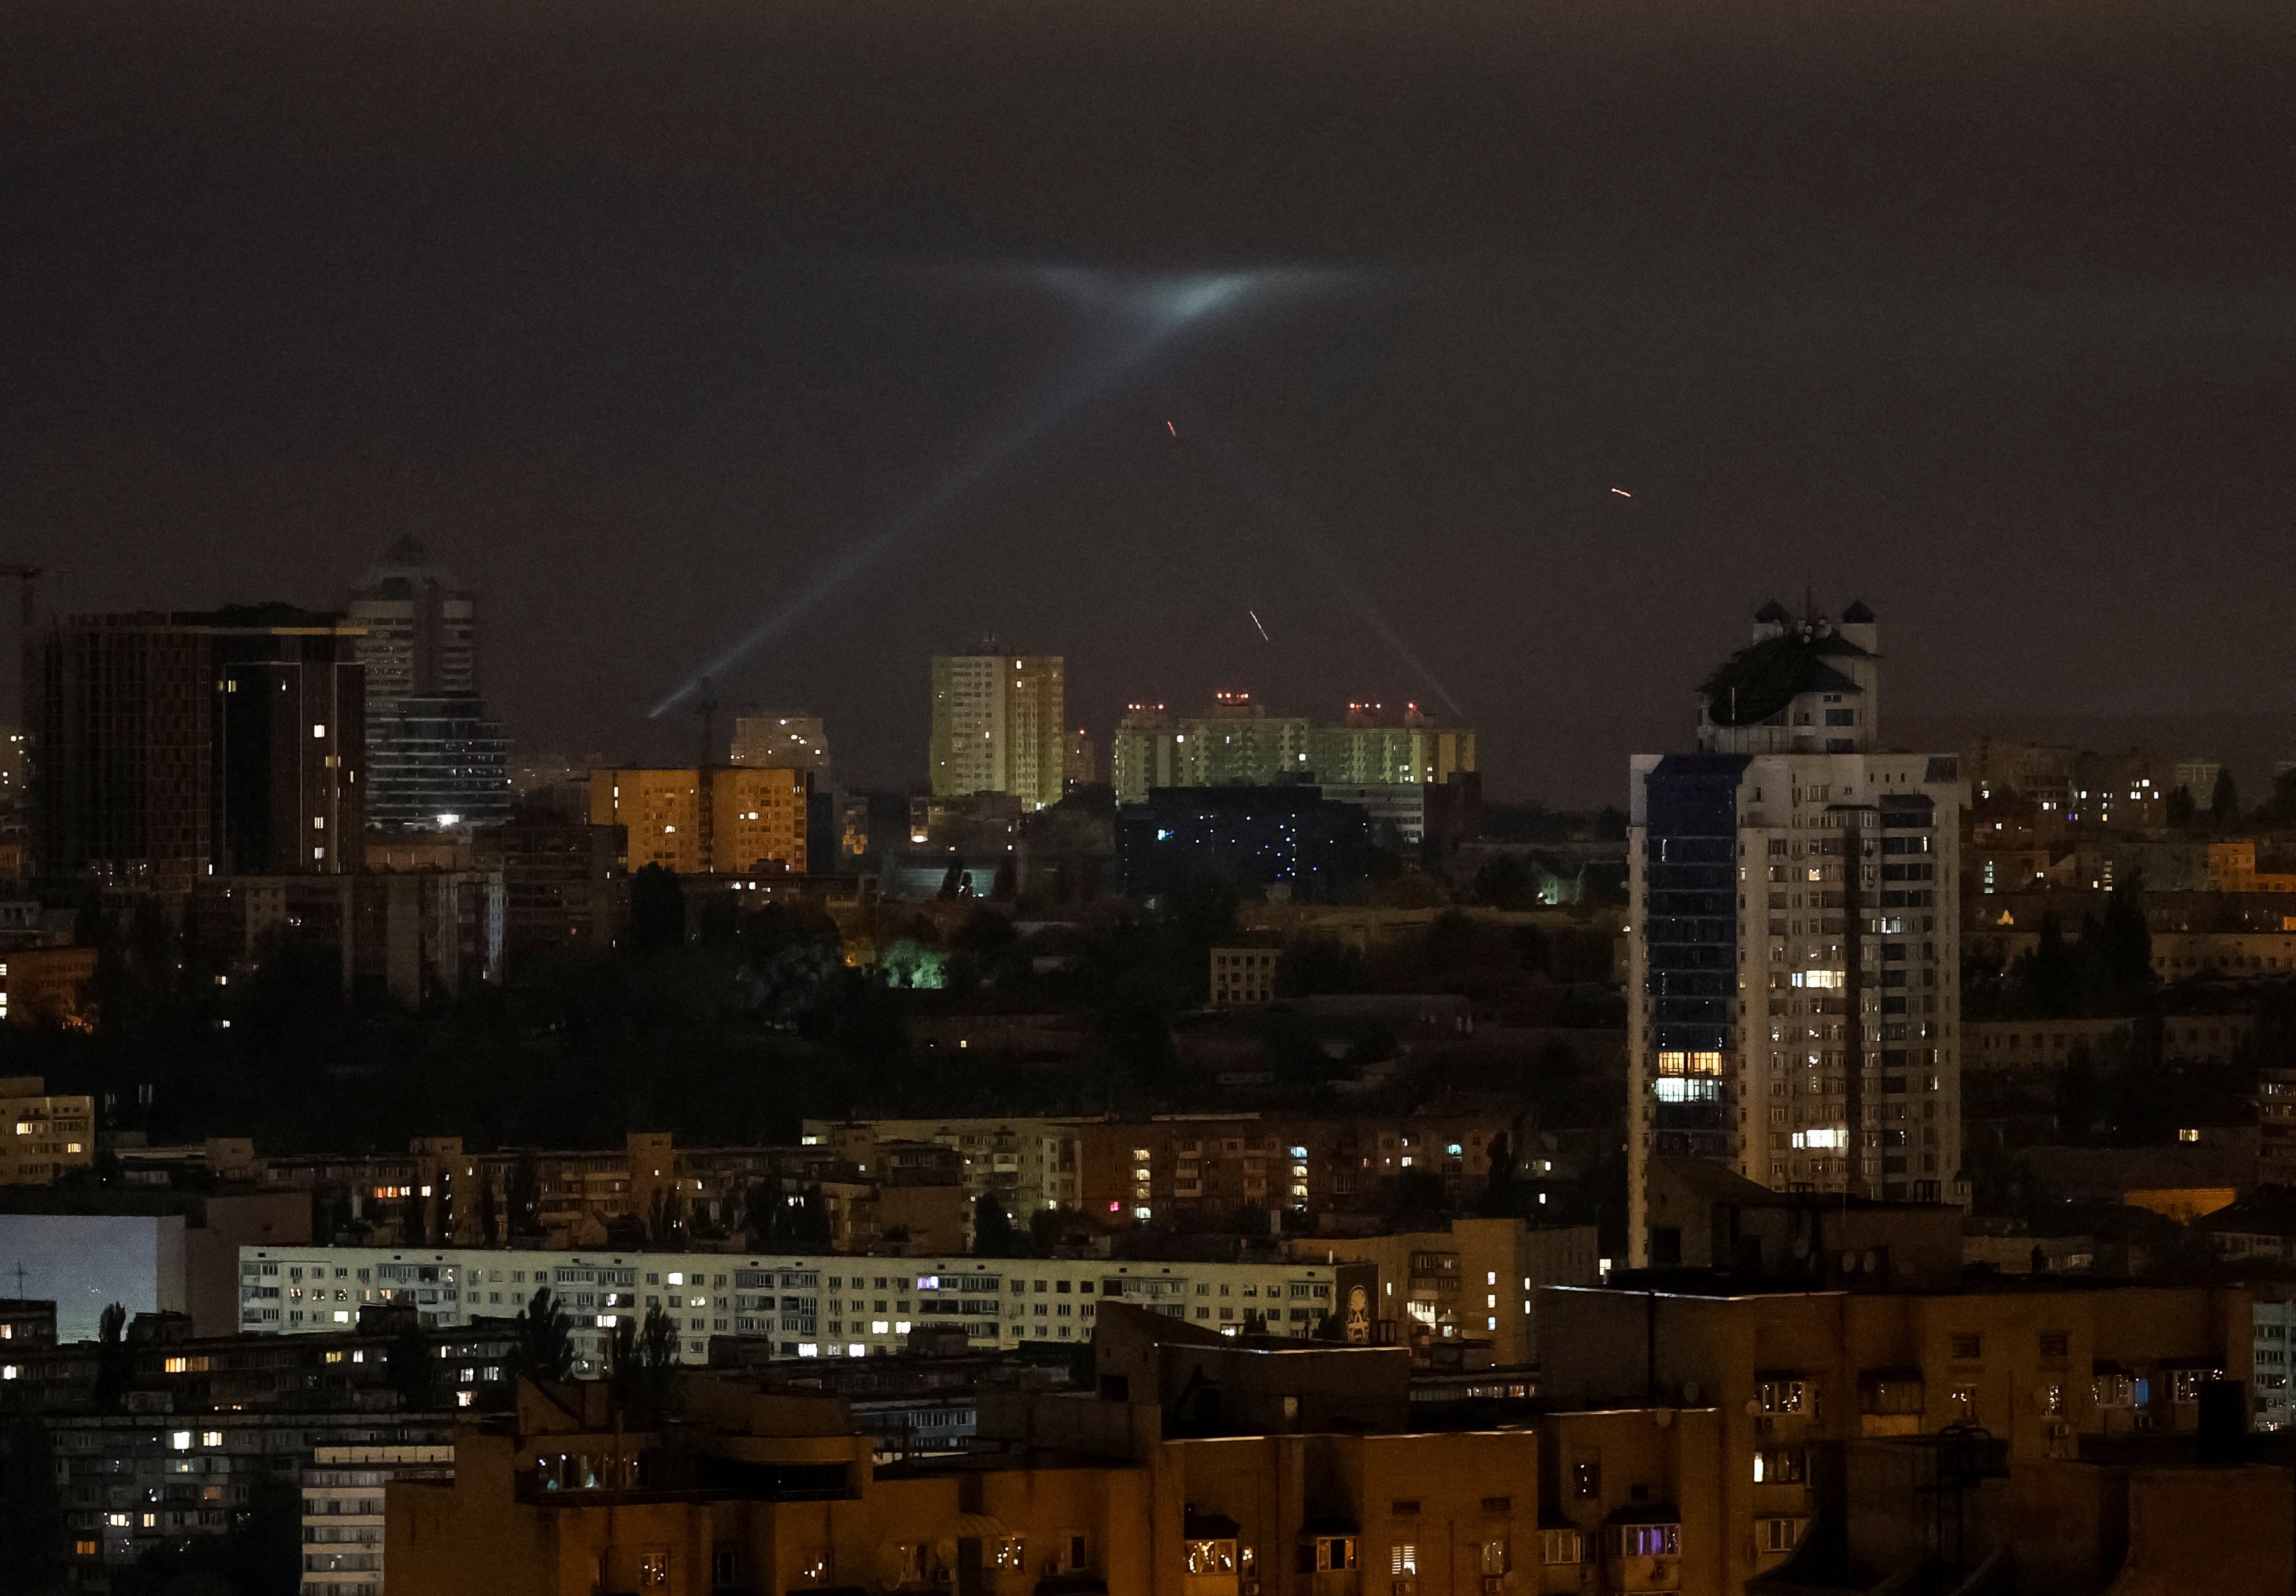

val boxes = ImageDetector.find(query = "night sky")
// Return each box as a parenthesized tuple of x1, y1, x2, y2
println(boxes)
(6, 0, 2293, 803)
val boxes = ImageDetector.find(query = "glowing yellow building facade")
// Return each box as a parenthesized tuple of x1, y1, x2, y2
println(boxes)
(588, 767, 807, 876)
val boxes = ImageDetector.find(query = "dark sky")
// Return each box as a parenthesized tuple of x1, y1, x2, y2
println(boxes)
(5, 0, 2294, 803)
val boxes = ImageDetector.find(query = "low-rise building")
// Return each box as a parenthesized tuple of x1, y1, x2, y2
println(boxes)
(1062, 1109, 1526, 1223)
(240, 1243, 1337, 1372)
(1966, 1011, 2259, 1072)
(1, 946, 98, 1026)
(1207, 944, 1279, 1006)
(802, 1117, 1074, 1218)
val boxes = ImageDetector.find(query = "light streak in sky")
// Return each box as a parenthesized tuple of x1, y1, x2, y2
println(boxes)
(1182, 425, 1465, 717)
(1611, 486, 1633, 498)
(650, 268, 1304, 719)
(1248, 609, 1270, 642)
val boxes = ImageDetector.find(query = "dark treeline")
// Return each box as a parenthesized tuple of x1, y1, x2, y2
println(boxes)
(0, 866, 1524, 1155)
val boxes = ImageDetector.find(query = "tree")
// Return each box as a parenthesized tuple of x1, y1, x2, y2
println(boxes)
(938, 860, 968, 900)
(2100, 873, 2156, 1001)
(2166, 785, 2197, 830)
(400, 1189, 429, 1247)
(111, 1472, 301, 1596)
(506, 1152, 542, 1241)
(2265, 767, 2296, 827)
(1274, 937, 1369, 998)
(477, 1179, 500, 1248)
(384, 1322, 440, 1410)
(1473, 854, 1534, 910)
(648, 1188, 685, 1248)
(2025, 912, 2079, 1015)
(607, 1312, 678, 1419)
(972, 1193, 1026, 1258)
(93, 1302, 131, 1410)
(611, 1304, 682, 1421)
(509, 1286, 575, 1383)
(1482, 1131, 1515, 1213)
(627, 863, 686, 956)
(2210, 767, 2239, 825)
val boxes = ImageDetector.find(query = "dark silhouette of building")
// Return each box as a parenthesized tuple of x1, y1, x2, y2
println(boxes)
(349, 538, 509, 829)
(36, 606, 365, 889)
(1117, 785, 1374, 900)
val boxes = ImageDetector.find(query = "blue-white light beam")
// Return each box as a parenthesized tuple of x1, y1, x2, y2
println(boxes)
(1183, 426, 1465, 718)
(648, 270, 1266, 719)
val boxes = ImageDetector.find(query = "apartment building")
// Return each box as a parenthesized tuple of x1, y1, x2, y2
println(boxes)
(1628, 600, 1963, 1266)
(929, 651, 1066, 811)
(1539, 1274, 2254, 1593)
(0, 1301, 489, 1593)
(1062, 1110, 1525, 1222)
(238, 1244, 1336, 1371)
(1, 1075, 93, 1184)
(303, 1443, 454, 1596)
(387, 1306, 1723, 1596)
(800, 1118, 1072, 1219)
(588, 765, 809, 877)
(259, 1133, 879, 1254)
(1293, 1217, 1601, 1364)
(1966, 1012, 2257, 1073)
(1208, 944, 1280, 1006)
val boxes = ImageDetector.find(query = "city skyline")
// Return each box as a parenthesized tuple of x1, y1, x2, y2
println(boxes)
(8, 3, 2296, 806)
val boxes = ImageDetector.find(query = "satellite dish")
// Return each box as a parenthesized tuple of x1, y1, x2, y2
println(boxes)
(1841, 1252, 1861, 1274)
(1790, 1235, 1810, 1260)
(1745, 1399, 1762, 1417)
(1682, 1381, 1703, 1404)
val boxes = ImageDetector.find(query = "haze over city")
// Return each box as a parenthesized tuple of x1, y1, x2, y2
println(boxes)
(5, 5, 2296, 1595)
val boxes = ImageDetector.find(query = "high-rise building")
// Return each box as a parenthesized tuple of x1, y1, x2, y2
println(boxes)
(1110, 695, 1474, 804)
(1064, 727, 1098, 790)
(1110, 693, 1311, 803)
(928, 650, 1064, 811)
(731, 712, 829, 777)
(347, 538, 508, 829)
(37, 607, 365, 889)
(588, 765, 808, 876)
(1305, 701, 1476, 786)
(1625, 600, 1964, 1266)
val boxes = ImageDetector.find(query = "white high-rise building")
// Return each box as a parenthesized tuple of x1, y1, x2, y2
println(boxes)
(1626, 600, 1965, 1267)
(929, 650, 1065, 811)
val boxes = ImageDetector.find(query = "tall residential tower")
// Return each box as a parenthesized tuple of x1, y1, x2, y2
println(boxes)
(347, 538, 508, 829)
(928, 650, 1065, 811)
(1626, 600, 1964, 1266)
(37, 607, 366, 889)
